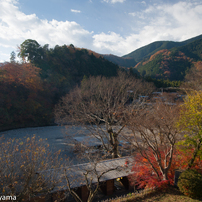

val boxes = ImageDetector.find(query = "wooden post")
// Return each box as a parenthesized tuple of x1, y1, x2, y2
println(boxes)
(120, 177, 133, 191)
(75, 185, 89, 202)
(100, 179, 114, 195)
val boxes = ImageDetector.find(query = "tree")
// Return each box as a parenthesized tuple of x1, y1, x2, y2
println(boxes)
(129, 150, 175, 189)
(177, 169, 202, 199)
(177, 90, 202, 168)
(0, 62, 53, 130)
(181, 64, 202, 91)
(0, 135, 62, 202)
(55, 72, 154, 158)
(129, 146, 202, 190)
(127, 101, 180, 181)
(0, 62, 42, 89)
(18, 39, 42, 63)
(10, 51, 16, 63)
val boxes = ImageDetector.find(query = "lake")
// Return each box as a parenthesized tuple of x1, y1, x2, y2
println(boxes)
(0, 125, 132, 164)
(0, 125, 93, 164)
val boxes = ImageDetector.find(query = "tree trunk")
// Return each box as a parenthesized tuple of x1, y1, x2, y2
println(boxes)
(188, 140, 202, 169)
(112, 140, 119, 158)
(108, 128, 119, 158)
(162, 171, 168, 181)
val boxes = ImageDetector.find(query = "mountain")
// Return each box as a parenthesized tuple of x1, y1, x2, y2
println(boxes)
(98, 34, 202, 81)
(134, 38, 202, 81)
(123, 34, 202, 63)
(102, 54, 137, 68)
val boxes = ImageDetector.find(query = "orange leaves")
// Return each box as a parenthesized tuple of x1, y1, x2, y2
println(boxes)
(0, 62, 42, 90)
(142, 158, 148, 162)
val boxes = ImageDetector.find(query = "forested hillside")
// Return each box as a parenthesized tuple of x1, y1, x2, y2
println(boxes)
(0, 39, 119, 131)
(134, 38, 202, 81)
(100, 34, 202, 83)
(123, 34, 202, 63)
(2, 35, 202, 131)
(102, 54, 137, 68)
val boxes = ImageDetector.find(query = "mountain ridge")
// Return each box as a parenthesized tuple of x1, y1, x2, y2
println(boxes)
(101, 34, 202, 81)
(122, 34, 202, 63)
(134, 38, 202, 81)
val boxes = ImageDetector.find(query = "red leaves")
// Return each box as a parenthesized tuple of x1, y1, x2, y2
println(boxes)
(130, 147, 202, 190)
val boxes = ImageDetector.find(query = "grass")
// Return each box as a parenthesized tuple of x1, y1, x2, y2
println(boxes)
(110, 187, 202, 202)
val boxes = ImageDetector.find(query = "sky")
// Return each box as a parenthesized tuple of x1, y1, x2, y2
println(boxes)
(0, 0, 202, 62)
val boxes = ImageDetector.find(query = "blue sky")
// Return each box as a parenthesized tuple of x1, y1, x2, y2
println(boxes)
(0, 0, 202, 62)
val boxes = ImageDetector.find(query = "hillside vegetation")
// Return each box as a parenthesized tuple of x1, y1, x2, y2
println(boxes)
(123, 34, 202, 62)
(134, 38, 202, 81)
(2, 34, 202, 130)
(102, 54, 137, 68)
(101, 34, 202, 82)
(0, 40, 119, 131)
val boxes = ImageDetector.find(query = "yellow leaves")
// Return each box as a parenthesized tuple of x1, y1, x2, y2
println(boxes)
(177, 90, 202, 150)
(41, 149, 46, 153)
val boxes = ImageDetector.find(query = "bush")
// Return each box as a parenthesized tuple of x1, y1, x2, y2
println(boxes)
(177, 169, 202, 199)
(0, 135, 62, 201)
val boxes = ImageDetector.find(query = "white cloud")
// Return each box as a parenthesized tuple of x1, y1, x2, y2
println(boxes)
(93, 32, 141, 56)
(102, 0, 126, 3)
(0, 0, 202, 61)
(71, 9, 81, 13)
(93, 1, 202, 56)
(140, 1, 202, 41)
(0, 0, 92, 61)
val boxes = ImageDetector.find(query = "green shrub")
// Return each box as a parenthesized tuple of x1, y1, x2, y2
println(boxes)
(177, 169, 202, 199)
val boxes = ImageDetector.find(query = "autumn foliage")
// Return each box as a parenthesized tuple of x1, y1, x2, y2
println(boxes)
(130, 147, 202, 191)
(0, 62, 42, 89)
(0, 62, 53, 130)
(0, 135, 62, 201)
(130, 149, 175, 190)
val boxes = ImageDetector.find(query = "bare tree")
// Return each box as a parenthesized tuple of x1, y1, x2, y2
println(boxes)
(181, 65, 202, 91)
(127, 101, 181, 181)
(55, 72, 154, 158)
(62, 152, 132, 202)
(0, 135, 62, 202)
